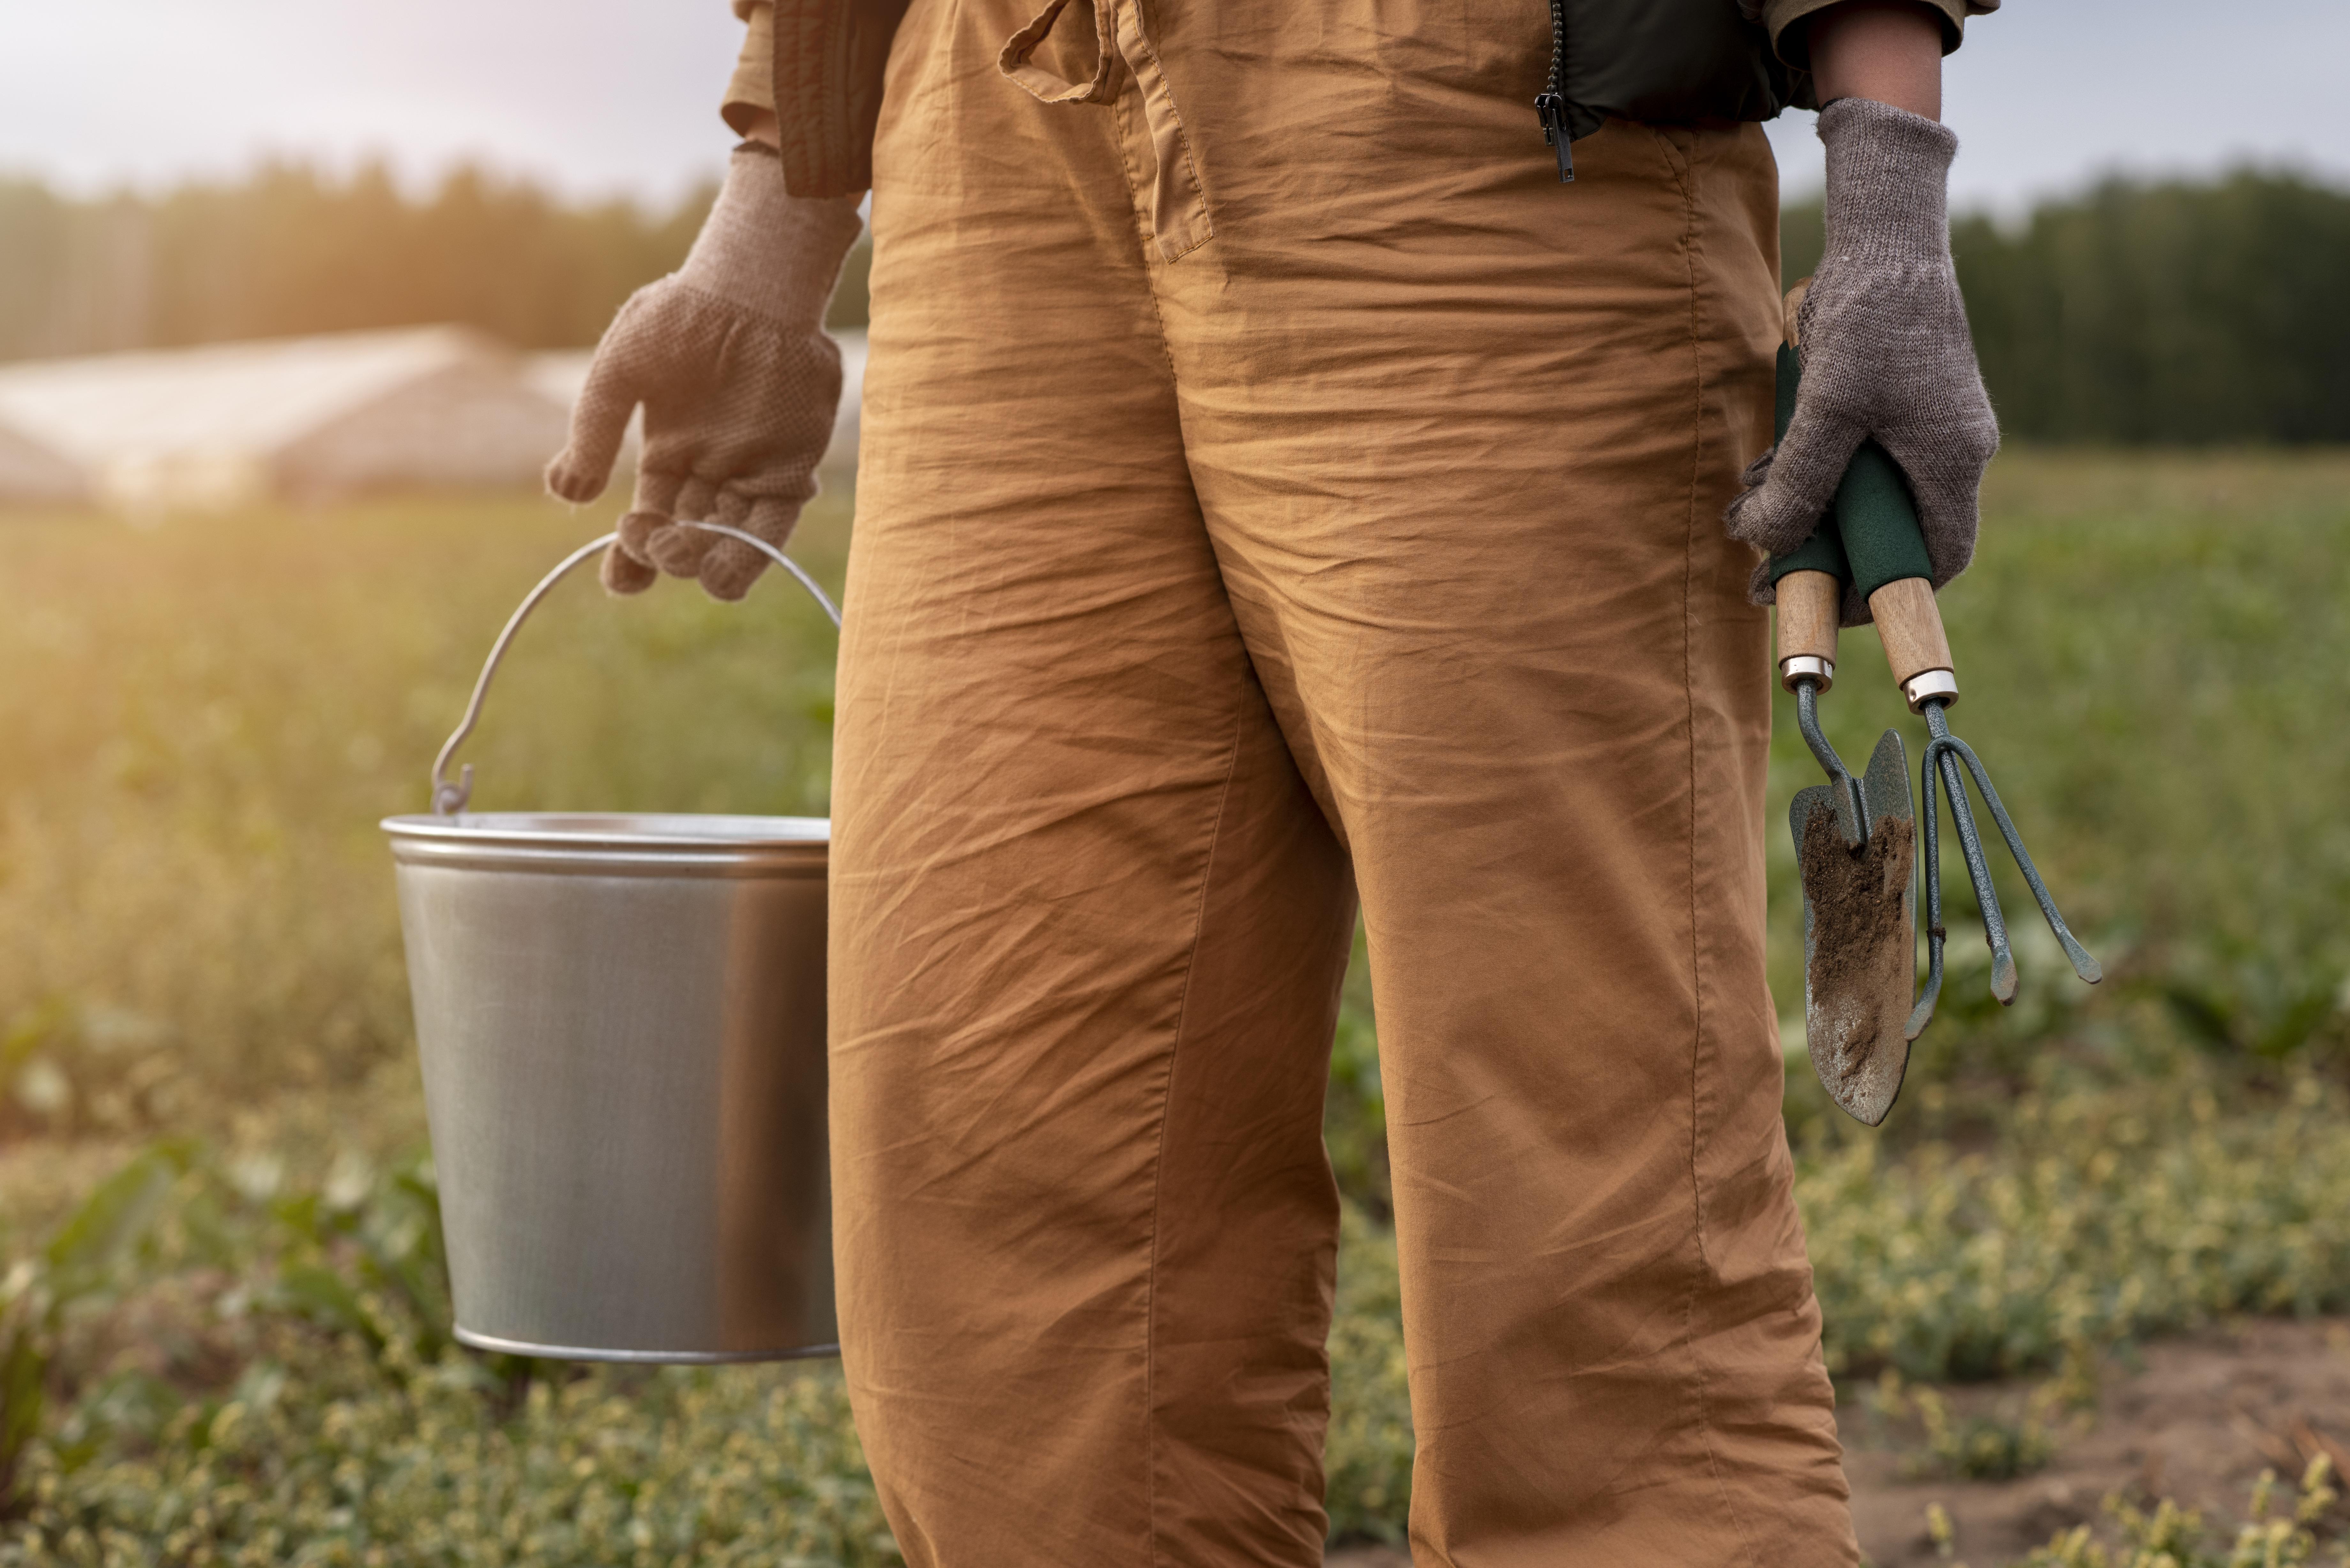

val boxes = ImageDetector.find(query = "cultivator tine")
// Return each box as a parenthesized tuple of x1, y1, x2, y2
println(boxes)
(1925, 706, 2017, 1002)
(1930, 721, 2105, 988)
(1905, 817, 1946, 1042)
(1911, 699, 2102, 1030)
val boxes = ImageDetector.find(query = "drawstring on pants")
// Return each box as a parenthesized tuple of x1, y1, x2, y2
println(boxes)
(999, 0, 1215, 260)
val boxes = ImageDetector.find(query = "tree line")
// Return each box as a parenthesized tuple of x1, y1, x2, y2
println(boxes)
(0, 164, 875, 361)
(1781, 168, 2350, 444)
(0, 164, 698, 361)
(2, 161, 2341, 443)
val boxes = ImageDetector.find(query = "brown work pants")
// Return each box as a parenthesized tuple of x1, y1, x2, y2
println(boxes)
(829, 0, 1855, 1561)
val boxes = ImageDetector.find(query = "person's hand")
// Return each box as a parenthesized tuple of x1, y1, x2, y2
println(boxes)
(1725, 96, 1997, 612)
(545, 144, 863, 600)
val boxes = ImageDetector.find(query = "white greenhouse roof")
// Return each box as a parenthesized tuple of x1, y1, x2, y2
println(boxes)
(0, 326, 502, 469)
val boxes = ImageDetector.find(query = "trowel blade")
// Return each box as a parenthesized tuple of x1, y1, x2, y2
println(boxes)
(1795, 730, 1916, 1126)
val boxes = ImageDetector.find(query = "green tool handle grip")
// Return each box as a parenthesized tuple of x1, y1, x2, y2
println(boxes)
(1763, 342, 1935, 600)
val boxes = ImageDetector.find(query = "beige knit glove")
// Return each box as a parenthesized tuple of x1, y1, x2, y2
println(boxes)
(1725, 98, 1998, 603)
(545, 145, 863, 600)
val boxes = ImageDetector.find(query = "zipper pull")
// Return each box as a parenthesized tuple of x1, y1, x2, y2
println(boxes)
(1533, 93, 1575, 184)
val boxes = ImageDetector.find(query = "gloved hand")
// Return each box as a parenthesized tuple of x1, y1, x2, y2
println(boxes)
(545, 144, 864, 600)
(1725, 97, 1998, 619)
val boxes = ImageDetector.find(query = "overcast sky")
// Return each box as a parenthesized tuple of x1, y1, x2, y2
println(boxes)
(4, 0, 2344, 213)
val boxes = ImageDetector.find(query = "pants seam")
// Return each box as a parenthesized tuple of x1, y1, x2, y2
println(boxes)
(1110, 87, 1187, 386)
(1123, 0, 1216, 260)
(1140, 717, 1247, 1568)
(1662, 125, 1761, 1567)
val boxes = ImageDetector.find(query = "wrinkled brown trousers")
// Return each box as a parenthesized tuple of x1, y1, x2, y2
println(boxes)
(827, 0, 1856, 1560)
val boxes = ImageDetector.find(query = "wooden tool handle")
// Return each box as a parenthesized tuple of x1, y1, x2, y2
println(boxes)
(1776, 569, 1840, 691)
(1868, 577, 1958, 710)
(1770, 280, 1840, 697)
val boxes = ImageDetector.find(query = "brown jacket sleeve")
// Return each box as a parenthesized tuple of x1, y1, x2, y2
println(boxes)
(722, 1, 778, 136)
(767, 0, 910, 198)
(1762, 0, 1995, 70)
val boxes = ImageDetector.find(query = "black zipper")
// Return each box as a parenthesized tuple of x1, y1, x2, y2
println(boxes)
(1533, 0, 1574, 183)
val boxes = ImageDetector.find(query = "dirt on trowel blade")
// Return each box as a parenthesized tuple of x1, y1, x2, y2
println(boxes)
(1799, 799, 1915, 1126)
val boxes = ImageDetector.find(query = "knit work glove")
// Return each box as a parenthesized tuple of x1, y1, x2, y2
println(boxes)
(1725, 98, 1998, 623)
(545, 145, 863, 600)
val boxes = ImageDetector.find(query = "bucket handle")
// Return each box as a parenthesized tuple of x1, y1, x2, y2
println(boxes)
(429, 523, 843, 816)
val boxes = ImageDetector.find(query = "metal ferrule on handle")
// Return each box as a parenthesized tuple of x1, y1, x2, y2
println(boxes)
(1867, 577, 1959, 713)
(1780, 654, 1835, 692)
(429, 523, 842, 816)
(1902, 669, 1959, 710)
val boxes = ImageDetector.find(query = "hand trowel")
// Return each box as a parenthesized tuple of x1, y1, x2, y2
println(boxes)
(1767, 280, 1927, 1127)
(1776, 541, 1917, 1126)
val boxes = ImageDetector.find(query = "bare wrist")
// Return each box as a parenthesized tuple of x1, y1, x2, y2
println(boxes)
(1808, 0, 1944, 121)
(739, 107, 783, 151)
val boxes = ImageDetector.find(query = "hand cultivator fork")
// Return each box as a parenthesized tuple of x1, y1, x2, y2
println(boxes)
(1908, 691, 2102, 1036)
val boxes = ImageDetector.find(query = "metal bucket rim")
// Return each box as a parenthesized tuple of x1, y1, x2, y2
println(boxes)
(382, 810, 830, 851)
(453, 1326, 840, 1365)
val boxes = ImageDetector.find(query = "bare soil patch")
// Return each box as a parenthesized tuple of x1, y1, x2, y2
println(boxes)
(1847, 1318, 2350, 1565)
(1327, 1321, 2350, 1566)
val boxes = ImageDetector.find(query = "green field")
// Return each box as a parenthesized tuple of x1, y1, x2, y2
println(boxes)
(2, 451, 2348, 1563)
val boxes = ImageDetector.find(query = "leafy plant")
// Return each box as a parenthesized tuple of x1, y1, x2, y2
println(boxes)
(1806, 1070, 2350, 1383)
(2019, 1457, 2346, 1568)
(0, 1140, 196, 1512)
(1907, 1384, 2059, 1482)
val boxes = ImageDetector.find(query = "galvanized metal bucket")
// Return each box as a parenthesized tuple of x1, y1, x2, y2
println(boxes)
(383, 524, 841, 1363)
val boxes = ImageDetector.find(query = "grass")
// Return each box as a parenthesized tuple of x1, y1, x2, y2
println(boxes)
(2, 448, 2349, 1560)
